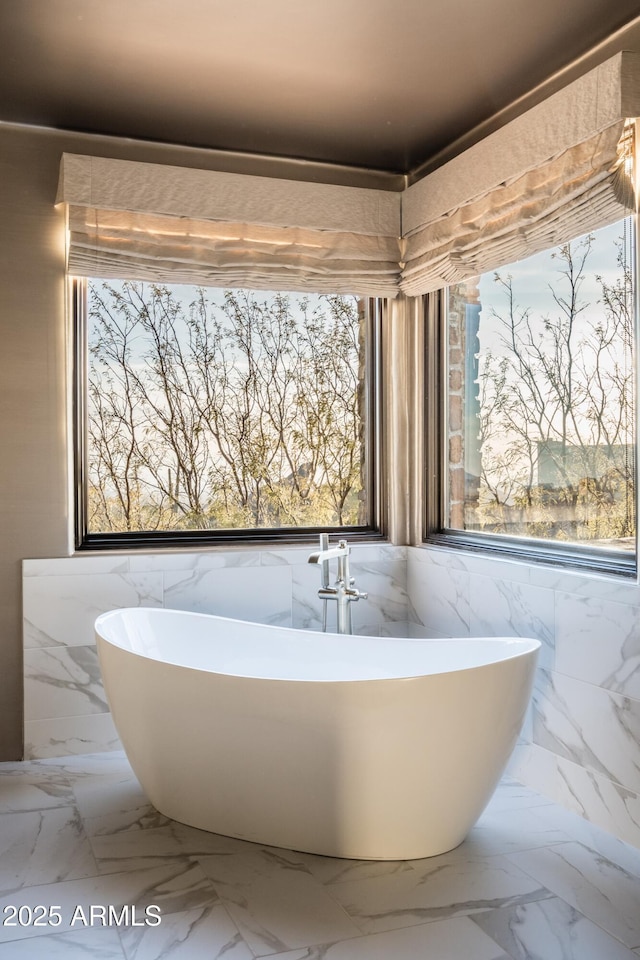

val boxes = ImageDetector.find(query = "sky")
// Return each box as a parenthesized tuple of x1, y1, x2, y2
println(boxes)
(476, 217, 634, 355)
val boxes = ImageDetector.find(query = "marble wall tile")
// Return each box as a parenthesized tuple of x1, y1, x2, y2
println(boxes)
(24, 714, 121, 761)
(24, 646, 109, 722)
(379, 620, 437, 638)
(409, 545, 532, 586)
(291, 562, 327, 631)
(532, 669, 640, 794)
(407, 554, 470, 637)
(507, 841, 640, 949)
(411, 544, 640, 603)
(468, 575, 555, 669)
(554, 755, 640, 851)
(295, 558, 408, 634)
(164, 565, 292, 625)
(408, 536, 640, 848)
(527, 566, 640, 604)
(23, 557, 131, 577)
(292, 553, 406, 632)
(261, 547, 326, 566)
(349, 544, 407, 563)
(129, 550, 261, 572)
(408, 545, 471, 571)
(24, 573, 164, 648)
(348, 559, 408, 626)
(555, 591, 640, 699)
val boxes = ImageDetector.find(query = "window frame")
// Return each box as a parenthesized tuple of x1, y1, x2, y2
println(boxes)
(423, 220, 640, 579)
(73, 278, 385, 551)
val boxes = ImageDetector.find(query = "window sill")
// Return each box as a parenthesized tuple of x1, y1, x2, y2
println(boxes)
(424, 530, 637, 581)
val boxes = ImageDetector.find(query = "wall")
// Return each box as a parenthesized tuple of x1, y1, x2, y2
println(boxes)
(23, 544, 410, 758)
(408, 544, 640, 850)
(0, 121, 391, 761)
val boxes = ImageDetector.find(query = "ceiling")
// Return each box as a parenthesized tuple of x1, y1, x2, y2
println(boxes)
(1, 0, 640, 178)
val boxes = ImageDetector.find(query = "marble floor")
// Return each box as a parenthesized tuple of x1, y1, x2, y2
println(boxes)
(0, 753, 640, 959)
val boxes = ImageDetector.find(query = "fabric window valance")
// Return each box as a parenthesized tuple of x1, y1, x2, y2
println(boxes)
(56, 155, 403, 297)
(400, 51, 640, 295)
(57, 51, 640, 300)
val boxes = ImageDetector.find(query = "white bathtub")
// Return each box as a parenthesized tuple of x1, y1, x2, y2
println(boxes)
(95, 607, 539, 860)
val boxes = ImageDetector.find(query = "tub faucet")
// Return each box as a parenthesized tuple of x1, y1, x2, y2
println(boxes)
(307, 534, 368, 635)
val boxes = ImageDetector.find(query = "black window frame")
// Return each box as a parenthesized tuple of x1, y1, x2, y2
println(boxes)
(423, 229, 640, 579)
(73, 278, 385, 551)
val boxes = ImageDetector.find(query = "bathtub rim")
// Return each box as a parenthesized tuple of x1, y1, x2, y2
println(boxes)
(95, 605, 541, 685)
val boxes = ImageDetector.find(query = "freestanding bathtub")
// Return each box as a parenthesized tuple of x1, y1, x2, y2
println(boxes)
(95, 608, 539, 860)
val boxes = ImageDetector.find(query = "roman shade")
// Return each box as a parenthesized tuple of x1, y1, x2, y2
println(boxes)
(57, 51, 640, 300)
(400, 51, 640, 296)
(56, 155, 403, 297)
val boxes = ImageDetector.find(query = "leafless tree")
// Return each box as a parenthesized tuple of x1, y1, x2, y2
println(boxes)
(471, 232, 635, 543)
(87, 283, 366, 532)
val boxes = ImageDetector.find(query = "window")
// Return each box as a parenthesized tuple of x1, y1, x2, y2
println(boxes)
(61, 55, 640, 554)
(432, 214, 637, 573)
(75, 280, 381, 548)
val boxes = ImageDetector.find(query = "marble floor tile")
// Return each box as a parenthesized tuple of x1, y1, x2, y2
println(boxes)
(296, 851, 413, 886)
(0, 767, 75, 813)
(262, 916, 511, 959)
(458, 804, 575, 858)
(71, 772, 170, 837)
(472, 895, 640, 960)
(327, 853, 553, 934)
(118, 903, 253, 960)
(198, 845, 361, 956)
(0, 862, 219, 943)
(38, 751, 131, 778)
(89, 822, 244, 874)
(3, 751, 640, 959)
(0, 806, 96, 894)
(483, 778, 556, 815)
(507, 841, 640, 949)
(0, 927, 125, 958)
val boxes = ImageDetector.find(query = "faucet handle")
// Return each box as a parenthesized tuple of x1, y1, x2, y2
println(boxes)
(319, 533, 330, 588)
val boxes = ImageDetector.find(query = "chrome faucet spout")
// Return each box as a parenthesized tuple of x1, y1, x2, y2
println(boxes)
(307, 544, 349, 565)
